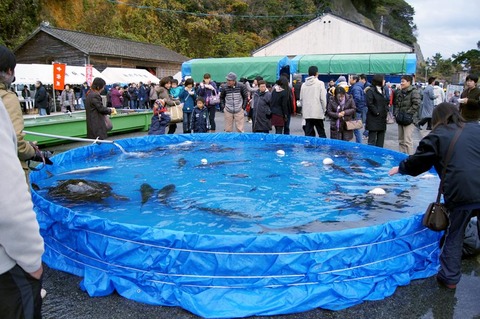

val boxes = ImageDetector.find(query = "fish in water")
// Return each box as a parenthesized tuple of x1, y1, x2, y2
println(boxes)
(157, 184, 176, 203)
(258, 219, 339, 234)
(331, 164, 351, 175)
(177, 158, 187, 168)
(195, 206, 261, 220)
(47, 179, 128, 202)
(349, 163, 364, 174)
(364, 158, 382, 167)
(224, 173, 249, 178)
(194, 159, 251, 168)
(58, 166, 113, 175)
(140, 183, 155, 206)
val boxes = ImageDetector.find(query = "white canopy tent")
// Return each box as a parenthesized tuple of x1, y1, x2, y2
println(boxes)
(14, 64, 110, 85)
(101, 67, 160, 85)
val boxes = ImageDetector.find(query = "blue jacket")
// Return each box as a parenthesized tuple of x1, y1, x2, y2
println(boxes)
(148, 113, 171, 135)
(349, 82, 366, 111)
(179, 87, 196, 113)
(190, 106, 209, 133)
(138, 85, 148, 101)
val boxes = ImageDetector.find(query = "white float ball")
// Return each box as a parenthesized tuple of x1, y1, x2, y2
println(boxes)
(323, 158, 334, 165)
(201, 158, 208, 165)
(368, 188, 386, 195)
(276, 150, 285, 157)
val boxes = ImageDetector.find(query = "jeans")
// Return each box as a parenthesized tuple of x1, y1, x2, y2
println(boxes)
(183, 112, 192, 133)
(130, 100, 138, 109)
(39, 108, 47, 116)
(438, 203, 480, 285)
(354, 108, 368, 143)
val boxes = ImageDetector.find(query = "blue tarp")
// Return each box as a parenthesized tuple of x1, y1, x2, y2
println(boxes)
(31, 134, 441, 318)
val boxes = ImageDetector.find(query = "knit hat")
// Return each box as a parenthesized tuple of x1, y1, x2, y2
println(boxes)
(337, 76, 347, 83)
(155, 99, 165, 107)
(226, 72, 237, 81)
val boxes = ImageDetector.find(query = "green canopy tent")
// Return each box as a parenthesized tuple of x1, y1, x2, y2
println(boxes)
(291, 53, 416, 75)
(182, 56, 290, 83)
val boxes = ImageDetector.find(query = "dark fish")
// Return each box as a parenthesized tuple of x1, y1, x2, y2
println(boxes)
(350, 163, 364, 174)
(259, 219, 338, 234)
(31, 183, 40, 191)
(157, 184, 176, 203)
(331, 164, 351, 175)
(249, 186, 257, 192)
(364, 158, 382, 167)
(177, 158, 187, 168)
(196, 206, 260, 220)
(140, 183, 155, 206)
(224, 173, 249, 178)
(195, 160, 251, 168)
(47, 179, 128, 202)
(267, 173, 281, 178)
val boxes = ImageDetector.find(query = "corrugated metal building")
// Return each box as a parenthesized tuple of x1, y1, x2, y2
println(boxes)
(252, 13, 414, 57)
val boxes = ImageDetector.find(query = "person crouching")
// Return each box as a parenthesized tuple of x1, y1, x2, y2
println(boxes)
(148, 99, 171, 135)
(191, 97, 210, 133)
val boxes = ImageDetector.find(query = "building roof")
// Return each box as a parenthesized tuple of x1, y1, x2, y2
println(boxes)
(15, 25, 188, 63)
(252, 12, 414, 56)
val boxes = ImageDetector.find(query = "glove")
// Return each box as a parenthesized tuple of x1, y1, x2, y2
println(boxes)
(29, 142, 54, 165)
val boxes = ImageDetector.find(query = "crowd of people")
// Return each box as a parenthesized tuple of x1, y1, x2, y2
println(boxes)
(1, 36, 480, 318)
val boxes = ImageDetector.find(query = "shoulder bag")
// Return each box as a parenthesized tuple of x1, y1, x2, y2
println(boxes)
(344, 119, 363, 130)
(169, 102, 184, 123)
(207, 89, 221, 106)
(422, 126, 464, 231)
(104, 115, 113, 131)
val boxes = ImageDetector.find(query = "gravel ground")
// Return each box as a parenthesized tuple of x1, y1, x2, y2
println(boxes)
(39, 113, 480, 319)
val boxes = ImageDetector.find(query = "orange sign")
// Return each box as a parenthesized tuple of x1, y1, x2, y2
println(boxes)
(53, 63, 66, 90)
(85, 64, 93, 86)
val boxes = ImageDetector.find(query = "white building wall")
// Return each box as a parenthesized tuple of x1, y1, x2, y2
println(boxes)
(253, 14, 413, 57)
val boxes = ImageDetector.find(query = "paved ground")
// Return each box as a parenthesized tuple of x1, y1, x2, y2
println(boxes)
(40, 112, 480, 319)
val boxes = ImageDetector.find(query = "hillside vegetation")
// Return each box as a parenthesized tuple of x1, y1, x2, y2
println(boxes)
(1, 0, 416, 58)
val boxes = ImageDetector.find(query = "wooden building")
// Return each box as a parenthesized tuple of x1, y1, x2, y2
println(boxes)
(14, 24, 188, 79)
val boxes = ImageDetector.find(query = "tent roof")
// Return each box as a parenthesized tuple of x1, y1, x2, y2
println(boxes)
(14, 64, 108, 85)
(291, 53, 416, 75)
(182, 56, 290, 83)
(101, 67, 160, 85)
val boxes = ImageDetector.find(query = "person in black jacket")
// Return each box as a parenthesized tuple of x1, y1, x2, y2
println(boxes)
(251, 80, 271, 133)
(270, 77, 290, 134)
(190, 97, 209, 133)
(389, 102, 480, 290)
(85, 77, 114, 140)
(34, 81, 48, 116)
(365, 74, 389, 148)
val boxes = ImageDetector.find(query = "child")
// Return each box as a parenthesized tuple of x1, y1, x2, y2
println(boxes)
(169, 79, 182, 99)
(179, 78, 196, 133)
(148, 99, 171, 135)
(190, 96, 210, 133)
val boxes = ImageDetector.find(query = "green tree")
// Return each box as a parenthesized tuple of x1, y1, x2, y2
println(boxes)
(452, 46, 480, 75)
(0, 0, 40, 48)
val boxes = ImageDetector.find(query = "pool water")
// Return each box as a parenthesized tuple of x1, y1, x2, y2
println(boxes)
(34, 137, 438, 235)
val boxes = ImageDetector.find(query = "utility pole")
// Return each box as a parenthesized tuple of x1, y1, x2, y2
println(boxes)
(380, 16, 384, 33)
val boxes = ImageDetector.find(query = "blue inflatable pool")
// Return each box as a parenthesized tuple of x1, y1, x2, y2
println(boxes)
(31, 133, 442, 318)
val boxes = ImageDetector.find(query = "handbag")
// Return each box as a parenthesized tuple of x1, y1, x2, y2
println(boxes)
(395, 111, 414, 126)
(386, 111, 395, 124)
(169, 102, 184, 123)
(207, 89, 221, 106)
(422, 126, 464, 231)
(344, 119, 363, 130)
(104, 115, 113, 131)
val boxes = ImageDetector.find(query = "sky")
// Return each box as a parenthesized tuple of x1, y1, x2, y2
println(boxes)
(406, 0, 480, 59)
